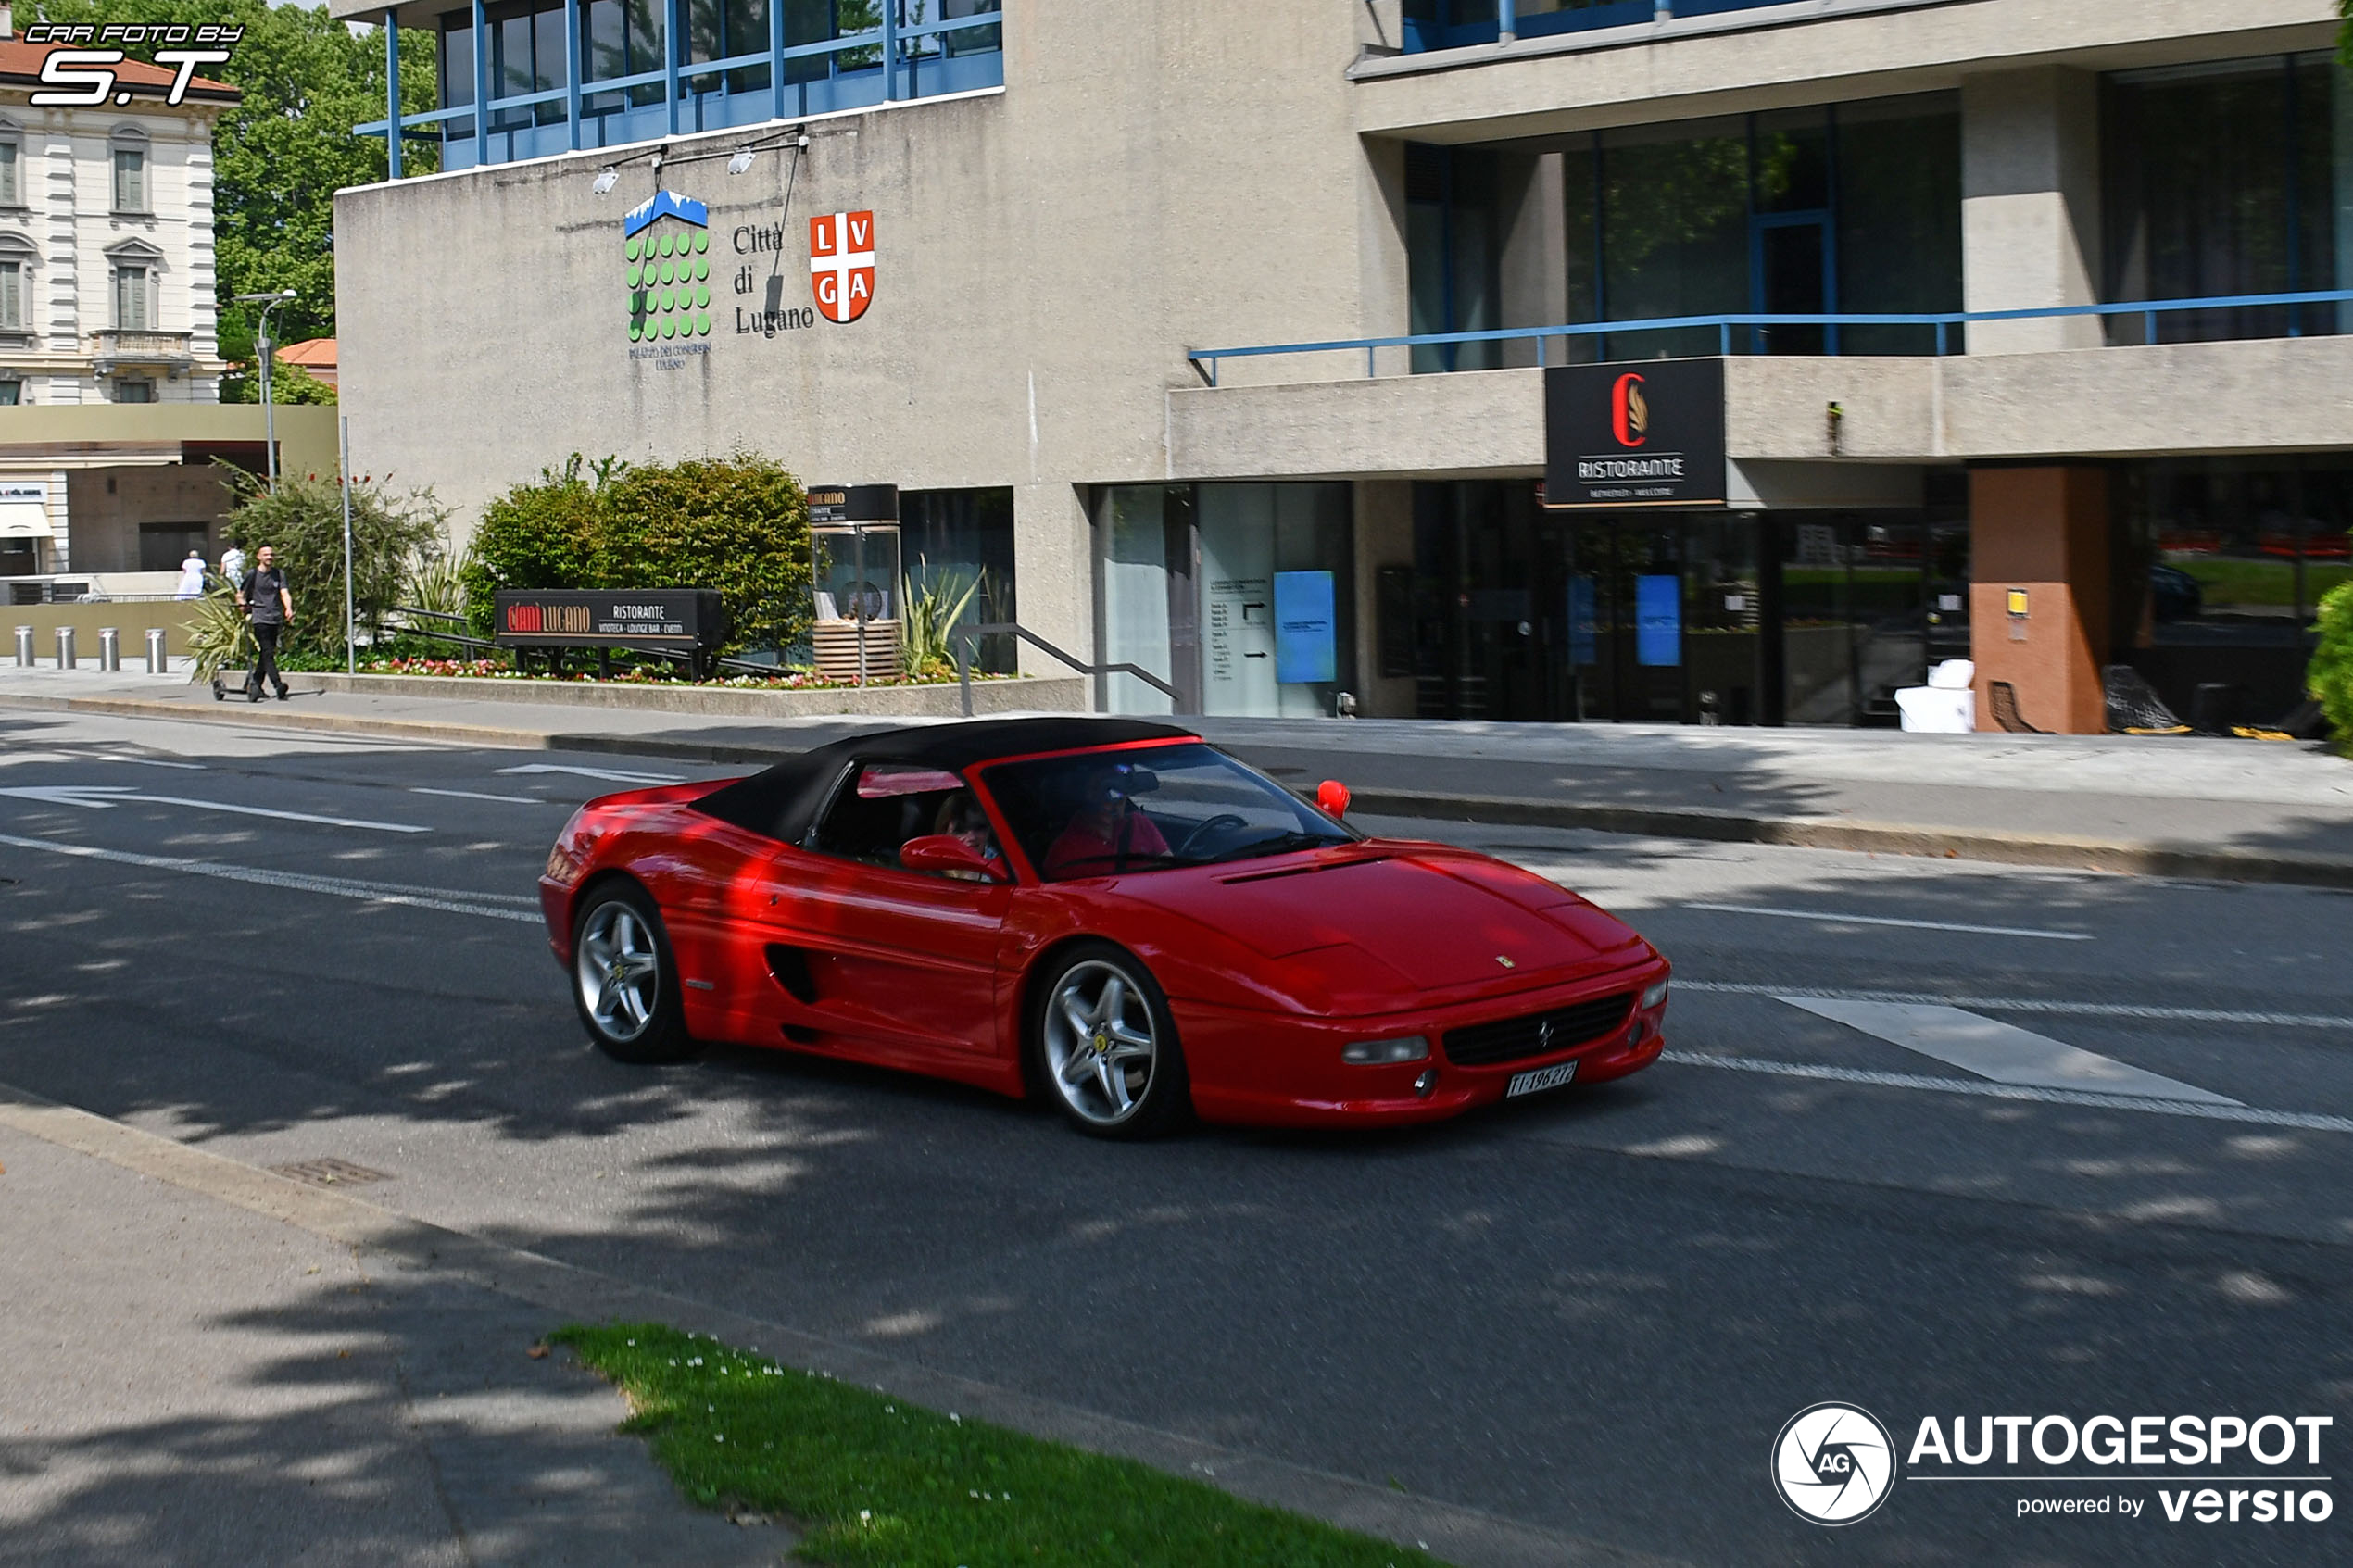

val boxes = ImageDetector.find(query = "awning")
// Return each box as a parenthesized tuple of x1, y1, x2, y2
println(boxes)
(0, 502, 54, 538)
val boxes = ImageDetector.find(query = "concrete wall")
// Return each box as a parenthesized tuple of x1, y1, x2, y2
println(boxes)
(333, 1, 1382, 545)
(1351, 0, 2337, 143)
(1168, 332, 2353, 482)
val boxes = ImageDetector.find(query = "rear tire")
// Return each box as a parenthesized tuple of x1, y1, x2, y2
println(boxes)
(571, 883, 696, 1064)
(1027, 941, 1190, 1139)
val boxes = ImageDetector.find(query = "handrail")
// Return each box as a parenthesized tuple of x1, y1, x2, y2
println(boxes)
(1186, 288, 2353, 385)
(952, 621, 1179, 718)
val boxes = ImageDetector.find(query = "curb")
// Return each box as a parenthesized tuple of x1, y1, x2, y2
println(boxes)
(13, 691, 2353, 891)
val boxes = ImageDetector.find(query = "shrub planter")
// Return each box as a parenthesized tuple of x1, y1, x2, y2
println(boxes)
(285, 670, 1088, 718)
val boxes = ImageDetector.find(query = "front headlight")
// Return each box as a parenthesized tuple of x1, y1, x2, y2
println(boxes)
(544, 839, 587, 887)
(1341, 1035, 1430, 1066)
(1640, 978, 1669, 1010)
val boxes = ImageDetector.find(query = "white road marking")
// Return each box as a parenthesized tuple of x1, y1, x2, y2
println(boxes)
(496, 763, 684, 785)
(1677, 980, 2353, 1032)
(409, 787, 550, 806)
(0, 831, 539, 922)
(0, 784, 429, 834)
(1665, 1051, 2353, 1135)
(1778, 996, 2239, 1105)
(1681, 902, 2091, 941)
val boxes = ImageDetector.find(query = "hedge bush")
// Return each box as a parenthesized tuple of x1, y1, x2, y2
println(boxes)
(461, 451, 810, 659)
(2310, 580, 2353, 749)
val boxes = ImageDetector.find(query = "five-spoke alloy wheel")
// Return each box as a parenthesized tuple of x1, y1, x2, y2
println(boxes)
(571, 883, 694, 1063)
(1033, 942, 1189, 1138)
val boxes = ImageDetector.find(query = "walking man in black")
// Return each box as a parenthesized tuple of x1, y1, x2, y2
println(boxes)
(236, 545, 294, 701)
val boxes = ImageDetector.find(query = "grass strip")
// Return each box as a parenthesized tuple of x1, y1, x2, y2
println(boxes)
(554, 1323, 1449, 1568)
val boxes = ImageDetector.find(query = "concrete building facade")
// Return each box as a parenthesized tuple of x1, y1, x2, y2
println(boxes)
(330, 0, 2352, 732)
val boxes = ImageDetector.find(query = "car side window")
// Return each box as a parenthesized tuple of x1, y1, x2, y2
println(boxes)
(809, 762, 998, 874)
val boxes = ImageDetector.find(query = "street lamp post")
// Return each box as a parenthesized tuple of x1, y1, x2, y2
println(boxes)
(232, 290, 298, 488)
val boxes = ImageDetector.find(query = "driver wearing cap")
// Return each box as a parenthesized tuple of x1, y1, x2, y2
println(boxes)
(1042, 760, 1169, 878)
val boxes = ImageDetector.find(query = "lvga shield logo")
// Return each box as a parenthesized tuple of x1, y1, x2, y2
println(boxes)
(1611, 371, 1649, 448)
(623, 190, 711, 343)
(810, 210, 875, 323)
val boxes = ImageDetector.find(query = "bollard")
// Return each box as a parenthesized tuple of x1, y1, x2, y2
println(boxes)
(12, 626, 30, 668)
(98, 627, 120, 672)
(145, 626, 167, 674)
(54, 625, 75, 670)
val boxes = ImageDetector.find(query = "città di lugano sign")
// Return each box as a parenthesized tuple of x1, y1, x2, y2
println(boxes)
(622, 193, 876, 361)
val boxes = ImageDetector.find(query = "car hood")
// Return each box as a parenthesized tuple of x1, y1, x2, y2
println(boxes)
(1112, 844, 1647, 993)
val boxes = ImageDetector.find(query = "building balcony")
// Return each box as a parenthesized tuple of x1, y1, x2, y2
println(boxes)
(90, 330, 195, 376)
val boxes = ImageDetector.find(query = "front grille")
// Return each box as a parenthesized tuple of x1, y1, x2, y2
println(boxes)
(1443, 992, 1634, 1068)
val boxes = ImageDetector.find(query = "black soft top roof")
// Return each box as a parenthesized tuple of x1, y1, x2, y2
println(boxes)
(691, 717, 1200, 843)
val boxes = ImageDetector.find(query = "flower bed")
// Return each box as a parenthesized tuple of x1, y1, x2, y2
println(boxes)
(358, 655, 1000, 690)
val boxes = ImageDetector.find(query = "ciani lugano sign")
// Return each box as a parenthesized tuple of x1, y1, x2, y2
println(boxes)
(1542, 358, 1727, 509)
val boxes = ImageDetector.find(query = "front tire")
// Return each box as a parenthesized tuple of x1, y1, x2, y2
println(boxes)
(571, 883, 695, 1064)
(1029, 942, 1190, 1139)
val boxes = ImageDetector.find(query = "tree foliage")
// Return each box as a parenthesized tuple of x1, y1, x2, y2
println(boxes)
(34, 0, 439, 366)
(221, 468, 448, 661)
(461, 453, 813, 659)
(221, 359, 337, 405)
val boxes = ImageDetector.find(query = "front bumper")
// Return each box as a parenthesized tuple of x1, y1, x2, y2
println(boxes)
(1177, 960, 1670, 1128)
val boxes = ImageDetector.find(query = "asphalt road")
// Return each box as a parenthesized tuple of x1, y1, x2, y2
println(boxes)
(3, 706, 2349, 1566)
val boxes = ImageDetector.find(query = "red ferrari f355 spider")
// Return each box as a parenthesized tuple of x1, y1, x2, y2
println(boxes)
(539, 718, 1669, 1136)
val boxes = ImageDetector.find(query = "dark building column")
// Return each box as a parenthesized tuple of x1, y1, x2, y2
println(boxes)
(1968, 465, 2109, 734)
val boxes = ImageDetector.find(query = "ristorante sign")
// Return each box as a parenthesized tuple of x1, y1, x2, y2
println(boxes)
(1542, 358, 1727, 509)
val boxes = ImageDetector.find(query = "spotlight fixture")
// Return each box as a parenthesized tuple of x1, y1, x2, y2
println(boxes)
(727, 148, 754, 175)
(591, 166, 619, 194)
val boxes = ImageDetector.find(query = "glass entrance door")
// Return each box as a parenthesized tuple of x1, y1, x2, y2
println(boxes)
(1566, 524, 1687, 722)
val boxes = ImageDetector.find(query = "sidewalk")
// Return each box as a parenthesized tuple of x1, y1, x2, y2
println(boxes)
(0, 1109, 788, 1568)
(3, 664, 2348, 885)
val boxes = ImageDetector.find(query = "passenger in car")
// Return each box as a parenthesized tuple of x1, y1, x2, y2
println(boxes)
(1042, 763, 1170, 878)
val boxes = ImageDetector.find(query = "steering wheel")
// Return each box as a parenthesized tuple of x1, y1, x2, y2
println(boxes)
(1173, 813, 1250, 859)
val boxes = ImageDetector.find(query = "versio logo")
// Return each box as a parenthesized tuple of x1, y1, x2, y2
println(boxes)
(1774, 1403, 1897, 1525)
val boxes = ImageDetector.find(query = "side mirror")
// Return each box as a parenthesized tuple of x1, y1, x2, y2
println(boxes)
(900, 834, 1007, 882)
(1315, 779, 1351, 819)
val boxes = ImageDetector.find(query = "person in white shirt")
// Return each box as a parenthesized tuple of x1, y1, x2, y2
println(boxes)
(220, 545, 245, 586)
(172, 550, 208, 599)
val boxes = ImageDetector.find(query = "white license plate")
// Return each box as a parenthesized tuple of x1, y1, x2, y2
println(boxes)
(1506, 1060, 1579, 1098)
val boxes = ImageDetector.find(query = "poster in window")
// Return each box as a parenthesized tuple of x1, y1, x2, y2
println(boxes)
(1635, 574, 1681, 667)
(1273, 571, 1336, 684)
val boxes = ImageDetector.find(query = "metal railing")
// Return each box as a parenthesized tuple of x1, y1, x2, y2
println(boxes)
(1186, 288, 2353, 386)
(952, 621, 1178, 718)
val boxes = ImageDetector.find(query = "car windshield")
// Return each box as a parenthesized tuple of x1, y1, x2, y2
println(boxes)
(981, 742, 1357, 881)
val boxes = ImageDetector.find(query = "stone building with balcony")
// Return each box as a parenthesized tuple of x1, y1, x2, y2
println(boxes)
(0, 12, 261, 587)
(331, 0, 2351, 732)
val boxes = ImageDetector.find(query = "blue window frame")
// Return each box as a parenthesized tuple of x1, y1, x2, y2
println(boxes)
(388, 0, 1002, 170)
(1400, 0, 1793, 53)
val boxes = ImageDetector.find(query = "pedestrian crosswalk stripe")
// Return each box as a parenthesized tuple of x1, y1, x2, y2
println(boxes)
(1778, 996, 2237, 1105)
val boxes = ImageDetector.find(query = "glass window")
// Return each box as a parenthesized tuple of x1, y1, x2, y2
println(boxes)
(811, 762, 992, 871)
(111, 146, 145, 212)
(1599, 117, 1748, 358)
(531, 1, 570, 124)
(982, 743, 1354, 882)
(1404, 144, 1500, 371)
(626, 0, 665, 106)
(940, 0, 1001, 57)
(439, 13, 477, 140)
(0, 380, 19, 406)
(725, 0, 771, 94)
(0, 259, 20, 330)
(115, 378, 154, 403)
(1101, 485, 1178, 715)
(1835, 95, 1962, 354)
(0, 140, 18, 207)
(112, 264, 149, 329)
(901, 487, 1017, 673)
(2104, 55, 2343, 343)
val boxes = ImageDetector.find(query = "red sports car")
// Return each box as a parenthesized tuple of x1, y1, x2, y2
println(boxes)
(539, 718, 1669, 1136)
